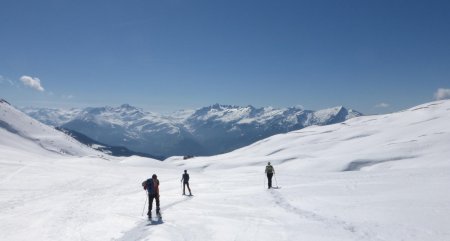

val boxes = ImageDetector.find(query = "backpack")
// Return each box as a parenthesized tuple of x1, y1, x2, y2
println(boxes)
(142, 179, 155, 194)
(265, 165, 274, 173)
(182, 173, 190, 183)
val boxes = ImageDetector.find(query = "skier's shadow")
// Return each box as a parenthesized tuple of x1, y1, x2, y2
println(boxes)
(143, 196, 193, 226)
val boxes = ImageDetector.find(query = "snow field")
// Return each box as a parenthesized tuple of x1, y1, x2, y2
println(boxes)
(1, 100, 450, 240)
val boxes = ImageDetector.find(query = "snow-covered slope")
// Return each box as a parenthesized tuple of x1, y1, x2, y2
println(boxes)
(0, 99, 101, 157)
(23, 104, 362, 157)
(169, 100, 450, 172)
(2, 100, 449, 241)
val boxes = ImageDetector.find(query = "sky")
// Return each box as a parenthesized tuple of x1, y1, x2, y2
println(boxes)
(1, 0, 450, 114)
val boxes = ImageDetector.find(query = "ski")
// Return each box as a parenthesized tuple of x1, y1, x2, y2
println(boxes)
(267, 186, 282, 190)
(147, 212, 163, 225)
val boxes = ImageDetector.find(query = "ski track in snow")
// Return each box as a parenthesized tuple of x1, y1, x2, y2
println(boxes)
(0, 163, 29, 185)
(268, 190, 380, 241)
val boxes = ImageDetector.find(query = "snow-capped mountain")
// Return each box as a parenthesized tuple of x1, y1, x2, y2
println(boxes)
(184, 104, 361, 155)
(21, 106, 82, 127)
(168, 100, 450, 172)
(2, 99, 449, 241)
(23, 104, 362, 157)
(0, 99, 101, 157)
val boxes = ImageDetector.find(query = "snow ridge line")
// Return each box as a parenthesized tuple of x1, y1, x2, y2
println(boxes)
(343, 155, 418, 172)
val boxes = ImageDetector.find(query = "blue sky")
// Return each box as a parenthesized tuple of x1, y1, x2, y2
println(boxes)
(1, 0, 449, 114)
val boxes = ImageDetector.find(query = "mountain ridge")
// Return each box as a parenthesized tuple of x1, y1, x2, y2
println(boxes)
(0, 99, 102, 157)
(23, 103, 362, 157)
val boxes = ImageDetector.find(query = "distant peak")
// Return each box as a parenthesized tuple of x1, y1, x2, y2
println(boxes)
(320, 106, 345, 113)
(211, 103, 222, 109)
(0, 98, 10, 105)
(116, 104, 144, 113)
(120, 104, 134, 109)
(293, 104, 304, 109)
(288, 105, 304, 111)
(334, 105, 344, 110)
(209, 103, 240, 110)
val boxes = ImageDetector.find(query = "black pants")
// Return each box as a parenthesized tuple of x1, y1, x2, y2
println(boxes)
(148, 193, 160, 214)
(267, 173, 273, 188)
(183, 182, 192, 195)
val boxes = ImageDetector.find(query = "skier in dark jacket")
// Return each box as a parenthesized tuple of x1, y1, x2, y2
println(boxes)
(142, 174, 160, 218)
(265, 162, 275, 189)
(181, 170, 192, 196)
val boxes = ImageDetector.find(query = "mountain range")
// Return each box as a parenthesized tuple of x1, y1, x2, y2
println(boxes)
(23, 104, 362, 157)
(2, 98, 449, 241)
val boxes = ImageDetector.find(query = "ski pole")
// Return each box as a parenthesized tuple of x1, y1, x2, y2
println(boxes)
(142, 193, 148, 216)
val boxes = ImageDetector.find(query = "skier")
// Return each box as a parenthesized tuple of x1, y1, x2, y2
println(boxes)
(181, 170, 192, 196)
(142, 174, 160, 219)
(265, 162, 275, 189)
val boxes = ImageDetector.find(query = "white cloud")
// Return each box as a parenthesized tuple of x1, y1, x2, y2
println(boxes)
(434, 88, 450, 100)
(375, 102, 390, 108)
(20, 75, 45, 91)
